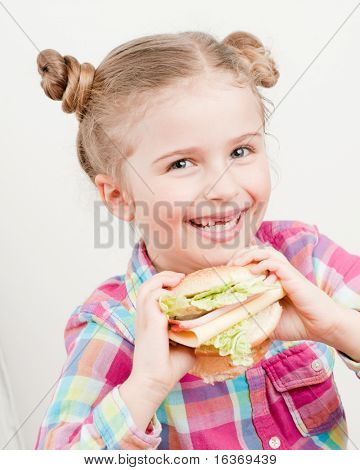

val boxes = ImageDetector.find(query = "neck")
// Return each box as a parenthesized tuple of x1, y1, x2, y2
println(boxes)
(144, 233, 261, 275)
(146, 247, 203, 275)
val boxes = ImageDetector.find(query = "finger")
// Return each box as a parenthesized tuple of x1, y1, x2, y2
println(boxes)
(232, 245, 288, 267)
(137, 287, 170, 316)
(138, 271, 185, 298)
(230, 248, 272, 266)
(227, 244, 260, 265)
(150, 271, 185, 288)
(151, 287, 176, 303)
(169, 344, 196, 378)
(264, 273, 278, 285)
(137, 276, 184, 315)
(248, 259, 292, 282)
(136, 272, 185, 328)
(136, 287, 172, 329)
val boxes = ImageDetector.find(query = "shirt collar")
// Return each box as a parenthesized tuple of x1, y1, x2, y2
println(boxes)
(124, 238, 157, 315)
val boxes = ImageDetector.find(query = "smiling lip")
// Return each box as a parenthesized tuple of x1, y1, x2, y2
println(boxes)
(185, 208, 244, 224)
(185, 209, 247, 242)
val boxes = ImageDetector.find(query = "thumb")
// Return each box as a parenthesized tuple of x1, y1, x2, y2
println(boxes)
(169, 344, 196, 377)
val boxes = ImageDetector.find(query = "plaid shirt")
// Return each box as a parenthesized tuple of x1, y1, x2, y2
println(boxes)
(35, 220, 360, 450)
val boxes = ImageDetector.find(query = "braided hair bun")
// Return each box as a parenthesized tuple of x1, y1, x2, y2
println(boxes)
(37, 49, 95, 120)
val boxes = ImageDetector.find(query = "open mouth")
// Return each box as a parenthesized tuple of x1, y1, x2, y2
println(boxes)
(184, 209, 248, 239)
(187, 212, 242, 231)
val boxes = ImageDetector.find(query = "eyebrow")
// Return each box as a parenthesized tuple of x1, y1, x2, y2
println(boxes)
(152, 132, 263, 164)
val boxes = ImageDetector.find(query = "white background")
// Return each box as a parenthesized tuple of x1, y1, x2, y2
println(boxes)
(0, 0, 359, 450)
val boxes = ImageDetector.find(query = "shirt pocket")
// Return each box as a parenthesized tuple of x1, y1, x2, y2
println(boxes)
(262, 343, 345, 438)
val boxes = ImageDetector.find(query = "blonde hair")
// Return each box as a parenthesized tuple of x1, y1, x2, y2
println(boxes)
(37, 31, 279, 186)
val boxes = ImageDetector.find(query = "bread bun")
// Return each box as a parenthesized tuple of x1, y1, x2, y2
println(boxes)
(189, 339, 271, 384)
(169, 263, 266, 298)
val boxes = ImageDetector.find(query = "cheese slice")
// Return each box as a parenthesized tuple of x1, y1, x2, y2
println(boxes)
(168, 284, 285, 347)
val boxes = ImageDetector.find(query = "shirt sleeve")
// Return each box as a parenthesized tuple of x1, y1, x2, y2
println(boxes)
(34, 306, 162, 449)
(312, 226, 360, 378)
(337, 351, 360, 378)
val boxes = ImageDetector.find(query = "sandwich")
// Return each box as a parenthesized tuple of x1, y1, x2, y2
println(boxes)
(158, 264, 286, 384)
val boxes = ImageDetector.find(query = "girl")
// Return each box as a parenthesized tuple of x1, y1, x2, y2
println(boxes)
(35, 31, 360, 450)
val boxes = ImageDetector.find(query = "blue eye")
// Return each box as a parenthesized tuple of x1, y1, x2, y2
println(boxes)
(231, 146, 253, 159)
(167, 146, 254, 172)
(169, 159, 194, 170)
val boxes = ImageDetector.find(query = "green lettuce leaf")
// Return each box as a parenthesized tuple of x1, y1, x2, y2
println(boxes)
(191, 282, 234, 300)
(190, 291, 249, 311)
(158, 294, 192, 317)
(159, 277, 278, 318)
(202, 319, 254, 367)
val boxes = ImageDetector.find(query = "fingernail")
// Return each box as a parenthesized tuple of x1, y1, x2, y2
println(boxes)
(264, 275, 274, 284)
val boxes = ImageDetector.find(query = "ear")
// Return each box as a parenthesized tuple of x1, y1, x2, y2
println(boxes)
(94, 174, 135, 221)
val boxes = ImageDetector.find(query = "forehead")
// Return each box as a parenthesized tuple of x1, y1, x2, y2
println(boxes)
(131, 75, 263, 152)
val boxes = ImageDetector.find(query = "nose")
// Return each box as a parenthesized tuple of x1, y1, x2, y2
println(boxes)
(202, 162, 240, 202)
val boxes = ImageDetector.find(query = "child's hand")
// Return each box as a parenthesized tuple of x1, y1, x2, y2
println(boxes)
(129, 271, 196, 406)
(227, 245, 342, 345)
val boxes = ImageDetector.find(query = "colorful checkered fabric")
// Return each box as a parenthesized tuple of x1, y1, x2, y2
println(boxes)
(35, 220, 360, 450)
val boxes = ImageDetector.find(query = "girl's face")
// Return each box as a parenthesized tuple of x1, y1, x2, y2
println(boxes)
(120, 76, 271, 274)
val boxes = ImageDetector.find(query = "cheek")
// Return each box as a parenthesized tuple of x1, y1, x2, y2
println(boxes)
(156, 203, 184, 227)
(133, 196, 185, 233)
(242, 160, 271, 203)
(147, 182, 197, 227)
(255, 171, 271, 201)
(135, 200, 184, 248)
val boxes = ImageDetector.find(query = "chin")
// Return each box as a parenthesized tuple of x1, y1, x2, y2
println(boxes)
(190, 246, 242, 270)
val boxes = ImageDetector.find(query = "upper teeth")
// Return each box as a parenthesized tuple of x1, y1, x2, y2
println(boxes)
(200, 219, 216, 227)
(189, 213, 242, 230)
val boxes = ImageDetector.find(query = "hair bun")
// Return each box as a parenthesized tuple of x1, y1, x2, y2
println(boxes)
(223, 31, 279, 88)
(37, 49, 95, 120)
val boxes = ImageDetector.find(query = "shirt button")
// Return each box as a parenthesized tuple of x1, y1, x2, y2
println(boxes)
(311, 359, 323, 372)
(268, 436, 281, 449)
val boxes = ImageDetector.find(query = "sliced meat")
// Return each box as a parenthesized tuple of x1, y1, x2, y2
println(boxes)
(169, 293, 261, 332)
